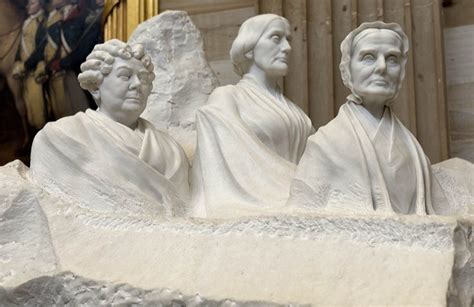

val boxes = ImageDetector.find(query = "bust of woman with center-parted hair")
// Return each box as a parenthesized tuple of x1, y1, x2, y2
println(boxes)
(189, 14, 315, 218)
(30, 39, 190, 218)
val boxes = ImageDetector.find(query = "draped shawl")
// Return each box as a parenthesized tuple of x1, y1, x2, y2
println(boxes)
(30, 109, 190, 217)
(190, 75, 314, 217)
(288, 101, 435, 215)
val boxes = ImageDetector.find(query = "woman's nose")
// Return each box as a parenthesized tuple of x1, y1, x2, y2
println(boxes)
(128, 75, 142, 91)
(374, 56, 387, 74)
(281, 38, 291, 54)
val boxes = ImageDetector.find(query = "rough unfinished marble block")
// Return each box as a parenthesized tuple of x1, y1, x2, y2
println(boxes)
(45, 213, 471, 306)
(128, 10, 218, 159)
(0, 161, 58, 287)
(1, 161, 473, 306)
(433, 158, 474, 215)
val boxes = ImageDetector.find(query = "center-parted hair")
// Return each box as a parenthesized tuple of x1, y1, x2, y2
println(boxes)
(230, 14, 290, 77)
(339, 21, 409, 103)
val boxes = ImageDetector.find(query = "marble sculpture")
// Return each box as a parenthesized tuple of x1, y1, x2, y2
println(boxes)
(30, 39, 190, 217)
(288, 21, 436, 215)
(1, 12, 473, 306)
(127, 11, 219, 160)
(190, 14, 314, 218)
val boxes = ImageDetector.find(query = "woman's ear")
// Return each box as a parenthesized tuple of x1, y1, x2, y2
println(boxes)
(244, 50, 253, 60)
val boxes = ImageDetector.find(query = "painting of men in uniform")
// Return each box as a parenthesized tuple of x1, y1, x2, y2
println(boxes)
(12, 0, 48, 131)
(45, 0, 101, 119)
(0, 0, 103, 165)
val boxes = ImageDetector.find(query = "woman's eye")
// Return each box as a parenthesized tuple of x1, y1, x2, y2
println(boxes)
(362, 54, 375, 62)
(119, 75, 130, 81)
(387, 55, 399, 64)
(271, 35, 281, 43)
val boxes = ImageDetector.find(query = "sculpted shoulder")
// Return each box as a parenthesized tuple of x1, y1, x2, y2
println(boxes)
(201, 85, 240, 115)
(30, 111, 91, 170)
(307, 105, 353, 146)
(142, 118, 185, 150)
(38, 111, 88, 137)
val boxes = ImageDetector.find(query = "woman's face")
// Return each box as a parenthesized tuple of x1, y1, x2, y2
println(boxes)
(350, 29, 403, 105)
(98, 57, 152, 127)
(251, 19, 292, 78)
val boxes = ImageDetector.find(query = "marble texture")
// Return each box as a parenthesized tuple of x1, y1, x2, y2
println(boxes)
(0, 272, 291, 306)
(448, 218, 474, 307)
(432, 158, 474, 215)
(128, 10, 219, 159)
(0, 161, 58, 287)
(2, 13, 474, 307)
(1, 157, 473, 306)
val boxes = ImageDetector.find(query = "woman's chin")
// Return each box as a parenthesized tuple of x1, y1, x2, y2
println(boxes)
(265, 68, 288, 78)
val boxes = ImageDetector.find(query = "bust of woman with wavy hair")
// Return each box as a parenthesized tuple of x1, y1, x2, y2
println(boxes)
(190, 14, 314, 218)
(31, 39, 190, 217)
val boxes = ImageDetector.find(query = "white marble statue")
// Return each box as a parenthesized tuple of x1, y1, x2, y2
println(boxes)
(30, 39, 190, 217)
(288, 21, 436, 215)
(2, 14, 473, 307)
(190, 14, 314, 218)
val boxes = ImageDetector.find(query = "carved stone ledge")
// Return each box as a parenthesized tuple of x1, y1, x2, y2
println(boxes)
(1, 160, 472, 306)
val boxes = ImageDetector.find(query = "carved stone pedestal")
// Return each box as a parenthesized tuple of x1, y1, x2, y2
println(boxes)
(1, 161, 472, 306)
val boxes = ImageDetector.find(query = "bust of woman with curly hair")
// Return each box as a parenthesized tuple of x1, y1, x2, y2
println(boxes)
(30, 39, 190, 217)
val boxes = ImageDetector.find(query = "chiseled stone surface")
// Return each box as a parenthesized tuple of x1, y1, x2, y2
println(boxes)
(0, 272, 293, 307)
(447, 218, 474, 307)
(128, 11, 218, 159)
(432, 158, 474, 215)
(0, 161, 58, 288)
(1, 161, 473, 306)
(39, 193, 466, 306)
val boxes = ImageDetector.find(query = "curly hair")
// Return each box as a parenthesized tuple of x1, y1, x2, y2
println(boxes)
(78, 39, 155, 104)
(230, 14, 290, 77)
(339, 21, 409, 104)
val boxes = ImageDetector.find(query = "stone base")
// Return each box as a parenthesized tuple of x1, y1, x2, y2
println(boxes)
(46, 212, 466, 306)
(0, 272, 285, 306)
(1, 160, 473, 306)
(0, 161, 58, 287)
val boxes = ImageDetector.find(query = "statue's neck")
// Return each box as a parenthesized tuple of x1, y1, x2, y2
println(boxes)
(97, 108, 139, 130)
(244, 67, 279, 98)
(361, 99, 386, 121)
